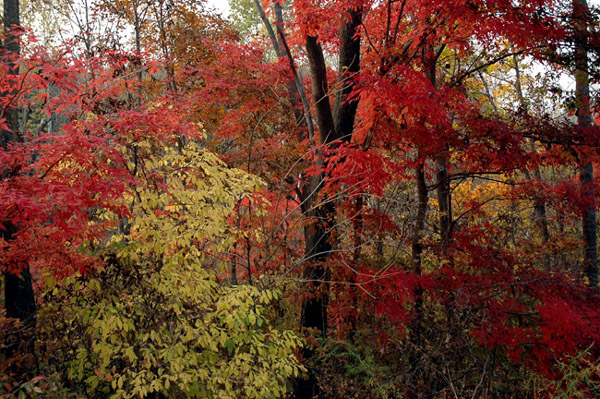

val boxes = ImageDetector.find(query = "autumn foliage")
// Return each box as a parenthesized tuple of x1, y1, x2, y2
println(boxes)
(2, 0, 600, 398)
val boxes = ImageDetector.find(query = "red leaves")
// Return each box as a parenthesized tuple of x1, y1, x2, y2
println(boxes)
(324, 143, 394, 197)
(361, 269, 420, 324)
(0, 127, 129, 276)
(0, 44, 197, 278)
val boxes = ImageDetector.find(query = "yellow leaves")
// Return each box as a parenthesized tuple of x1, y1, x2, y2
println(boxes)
(113, 139, 265, 269)
(39, 136, 302, 399)
(124, 347, 137, 362)
(88, 278, 101, 293)
(453, 178, 512, 220)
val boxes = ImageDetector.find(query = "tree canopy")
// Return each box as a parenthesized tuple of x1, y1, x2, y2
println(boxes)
(2, 1, 600, 398)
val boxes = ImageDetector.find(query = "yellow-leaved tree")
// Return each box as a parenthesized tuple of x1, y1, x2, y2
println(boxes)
(39, 129, 303, 399)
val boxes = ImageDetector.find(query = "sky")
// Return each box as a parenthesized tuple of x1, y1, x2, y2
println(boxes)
(207, 0, 231, 17)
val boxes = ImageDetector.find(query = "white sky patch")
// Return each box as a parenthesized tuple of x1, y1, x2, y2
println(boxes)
(207, 0, 231, 17)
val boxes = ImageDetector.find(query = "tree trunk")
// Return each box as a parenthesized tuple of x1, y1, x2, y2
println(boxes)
(2, 0, 37, 376)
(573, 0, 598, 288)
(3, 0, 36, 323)
(250, 4, 362, 397)
(295, 8, 362, 399)
(408, 160, 428, 399)
(436, 157, 451, 250)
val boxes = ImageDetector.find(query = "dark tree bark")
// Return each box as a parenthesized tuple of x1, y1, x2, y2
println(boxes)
(424, 51, 452, 252)
(305, 35, 336, 144)
(407, 160, 428, 399)
(295, 8, 362, 399)
(2, 0, 37, 376)
(333, 8, 362, 144)
(436, 157, 451, 250)
(3, 225, 35, 322)
(3, 0, 36, 322)
(573, 0, 598, 288)
(251, 3, 362, 397)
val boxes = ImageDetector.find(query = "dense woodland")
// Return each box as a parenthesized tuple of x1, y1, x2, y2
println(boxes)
(1, 0, 600, 398)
